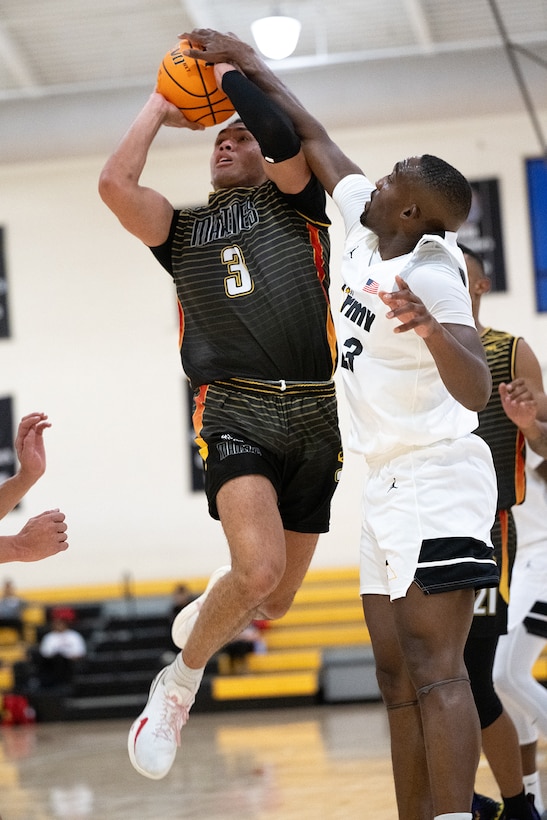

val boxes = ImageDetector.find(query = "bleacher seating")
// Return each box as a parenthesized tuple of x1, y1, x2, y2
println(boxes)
(1, 566, 545, 722)
(208, 566, 376, 708)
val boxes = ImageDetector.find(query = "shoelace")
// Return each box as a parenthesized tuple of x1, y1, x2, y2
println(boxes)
(152, 691, 189, 747)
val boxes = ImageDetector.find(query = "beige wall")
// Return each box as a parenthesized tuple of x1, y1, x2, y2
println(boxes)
(0, 107, 545, 591)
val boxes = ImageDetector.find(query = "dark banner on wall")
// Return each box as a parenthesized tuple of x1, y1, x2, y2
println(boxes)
(458, 178, 506, 292)
(0, 228, 11, 338)
(0, 397, 16, 486)
(186, 382, 205, 492)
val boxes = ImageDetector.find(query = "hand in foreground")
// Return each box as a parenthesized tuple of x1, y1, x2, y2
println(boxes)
(379, 275, 437, 338)
(4, 509, 69, 563)
(150, 91, 204, 130)
(179, 28, 253, 69)
(499, 379, 538, 429)
(15, 412, 51, 483)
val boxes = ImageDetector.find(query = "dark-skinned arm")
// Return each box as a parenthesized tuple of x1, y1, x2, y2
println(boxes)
(381, 275, 492, 410)
(181, 29, 362, 194)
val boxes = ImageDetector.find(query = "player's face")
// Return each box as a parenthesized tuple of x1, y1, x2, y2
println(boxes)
(361, 158, 420, 234)
(210, 124, 266, 190)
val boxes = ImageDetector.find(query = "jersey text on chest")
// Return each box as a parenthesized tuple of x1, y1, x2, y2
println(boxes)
(191, 201, 259, 246)
(341, 291, 376, 332)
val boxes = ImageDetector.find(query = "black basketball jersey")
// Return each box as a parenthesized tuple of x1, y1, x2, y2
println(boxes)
(151, 177, 336, 390)
(475, 327, 526, 511)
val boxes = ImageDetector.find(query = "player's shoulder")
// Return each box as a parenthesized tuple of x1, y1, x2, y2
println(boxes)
(483, 326, 515, 341)
(409, 232, 466, 279)
(413, 232, 460, 261)
(333, 173, 374, 202)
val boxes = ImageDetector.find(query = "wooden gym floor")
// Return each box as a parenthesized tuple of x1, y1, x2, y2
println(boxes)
(1, 701, 544, 820)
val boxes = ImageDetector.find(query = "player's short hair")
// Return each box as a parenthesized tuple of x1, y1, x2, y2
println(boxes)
(418, 154, 472, 224)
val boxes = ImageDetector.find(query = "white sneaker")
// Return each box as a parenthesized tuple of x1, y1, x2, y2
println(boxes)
(127, 664, 195, 780)
(171, 565, 230, 649)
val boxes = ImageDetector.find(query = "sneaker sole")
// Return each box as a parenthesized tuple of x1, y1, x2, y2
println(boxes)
(171, 565, 230, 649)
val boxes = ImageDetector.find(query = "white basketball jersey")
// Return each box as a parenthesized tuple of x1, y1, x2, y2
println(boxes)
(332, 174, 478, 462)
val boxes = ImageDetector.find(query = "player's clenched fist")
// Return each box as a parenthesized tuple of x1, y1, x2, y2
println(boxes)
(8, 509, 69, 562)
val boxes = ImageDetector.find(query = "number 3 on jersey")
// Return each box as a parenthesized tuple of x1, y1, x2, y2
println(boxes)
(222, 245, 254, 298)
(341, 337, 363, 372)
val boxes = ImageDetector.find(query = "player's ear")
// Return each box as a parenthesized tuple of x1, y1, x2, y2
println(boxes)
(401, 203, 419, 220)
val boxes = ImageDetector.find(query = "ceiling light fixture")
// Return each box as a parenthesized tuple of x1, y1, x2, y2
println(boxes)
(251, 15, 302, 60)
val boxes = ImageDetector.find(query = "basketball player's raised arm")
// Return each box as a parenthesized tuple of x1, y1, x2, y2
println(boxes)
(181, 29, 362, 196)
(211, 63, 311, 194)
(98, 93, 202, 247)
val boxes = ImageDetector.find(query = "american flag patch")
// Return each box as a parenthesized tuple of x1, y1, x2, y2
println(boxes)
(363, 278, 379, 294)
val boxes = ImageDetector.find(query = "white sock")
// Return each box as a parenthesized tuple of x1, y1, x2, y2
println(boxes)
(165, 653, 205, 692)
(523, 772, 545, 813)
(434, 814, 472, 819)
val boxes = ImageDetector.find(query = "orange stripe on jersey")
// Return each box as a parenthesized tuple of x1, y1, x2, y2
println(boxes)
(514, 428, 526, 505)
(192, 384, 209, 461)
(177, 299, 185, 350)
(498, 509, 510, 604)
(307, 222, 337, 377)
(307, 223, 327, 290)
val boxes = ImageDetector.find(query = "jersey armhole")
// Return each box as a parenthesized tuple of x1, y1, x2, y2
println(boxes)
(149, 209, 179, 273)
(280, 176, 330, 225)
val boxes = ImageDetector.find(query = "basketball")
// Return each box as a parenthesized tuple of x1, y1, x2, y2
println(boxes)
(156, 40, 235, 127)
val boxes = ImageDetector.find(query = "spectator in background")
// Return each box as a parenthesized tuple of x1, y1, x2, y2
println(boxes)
(37, 608, 86, 691)
(169, 583, 198, 623)
(0, 578, 26, 638)
(219, 621, 268, 674)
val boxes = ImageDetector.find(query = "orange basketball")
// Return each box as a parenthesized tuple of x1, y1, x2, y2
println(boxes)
(156, 40, 235, 127)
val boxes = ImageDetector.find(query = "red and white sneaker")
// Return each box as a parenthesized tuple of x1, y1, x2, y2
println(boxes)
(127, 664, 195, 780)
(171, 565, 230, 649)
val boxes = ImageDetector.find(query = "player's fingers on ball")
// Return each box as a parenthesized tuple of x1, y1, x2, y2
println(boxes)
(156, 42, 235, 128)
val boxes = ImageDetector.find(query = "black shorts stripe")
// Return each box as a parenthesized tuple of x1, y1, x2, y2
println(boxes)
(524, 600, 547, 638)
(414, 536, 499, 595)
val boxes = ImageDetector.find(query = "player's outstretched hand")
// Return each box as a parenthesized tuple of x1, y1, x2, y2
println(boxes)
(499, 379, 538, 429)
(179, 29, 252, 69)
(15, 412, 51, 484)
(379, 275, 436, 338)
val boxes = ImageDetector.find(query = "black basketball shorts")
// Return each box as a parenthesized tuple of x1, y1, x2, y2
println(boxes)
(193, 378, 343, 533)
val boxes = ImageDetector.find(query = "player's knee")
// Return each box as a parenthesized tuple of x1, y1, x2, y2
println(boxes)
(232, 561, 284, 612)
(373, 661, 414, 705)
(257, 586, 297, 621)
